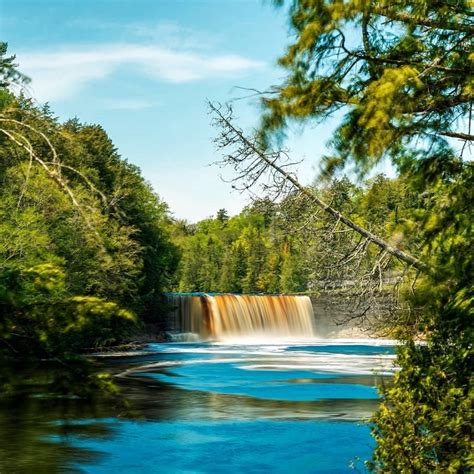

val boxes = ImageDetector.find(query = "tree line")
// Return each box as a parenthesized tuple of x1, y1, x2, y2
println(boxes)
(171, 174, 420, 297)
(0, 44, 178, 363)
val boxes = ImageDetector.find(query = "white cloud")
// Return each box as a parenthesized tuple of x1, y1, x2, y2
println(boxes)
(127, 21, 219, 51)
(103, 98, 158, 111)
(16, 43, 265, 102)
(65, 19, 221, 51)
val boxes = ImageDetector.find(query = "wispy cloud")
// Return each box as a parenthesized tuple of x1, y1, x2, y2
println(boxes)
(16, 43, 265, 102)
(65, 19, 221, 50)
(125, 21, 220, 51)
(103, 98, 158, 111)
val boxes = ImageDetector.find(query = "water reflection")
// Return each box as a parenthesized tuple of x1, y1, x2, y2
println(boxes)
(0, 339, 396, 473)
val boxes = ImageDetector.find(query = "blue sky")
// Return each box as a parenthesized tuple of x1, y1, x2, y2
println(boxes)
(1, 0, 342, 221)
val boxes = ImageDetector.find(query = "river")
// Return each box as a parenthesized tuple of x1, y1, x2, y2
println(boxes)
(0, 338, 396, 473)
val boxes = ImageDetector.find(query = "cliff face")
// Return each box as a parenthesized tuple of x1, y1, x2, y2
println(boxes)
(310, 291, 397, 338)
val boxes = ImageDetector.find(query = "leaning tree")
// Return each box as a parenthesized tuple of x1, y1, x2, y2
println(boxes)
(211, 1, 473, 471)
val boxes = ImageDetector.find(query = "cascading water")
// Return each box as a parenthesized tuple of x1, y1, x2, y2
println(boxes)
(166, 294, 315, 340)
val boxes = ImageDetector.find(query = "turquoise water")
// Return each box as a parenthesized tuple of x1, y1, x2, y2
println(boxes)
(0, 339, 396, 473)
(54, 419, 373, 473)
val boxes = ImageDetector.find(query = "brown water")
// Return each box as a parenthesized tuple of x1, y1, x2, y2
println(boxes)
(167, 294, 315, 339)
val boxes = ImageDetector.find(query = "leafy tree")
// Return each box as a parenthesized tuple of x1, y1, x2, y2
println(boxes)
(260, 251, 282, 294)
(172, 175, 420, 298)
(241, 227, 267, 293)
(257, 1, 473, 470)
(280, 251, 305, 293)
(178, 235, 209, 292)
(227, 241, 248, 292)
(0, 264, 135, 358)
(262, 1, 473, 175)
(0, 44, 179, 363)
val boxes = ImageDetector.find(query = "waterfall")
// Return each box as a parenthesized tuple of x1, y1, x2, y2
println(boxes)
(166, 294, 315, 340)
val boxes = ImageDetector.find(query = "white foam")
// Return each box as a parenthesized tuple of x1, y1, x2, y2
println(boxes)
(213, 337, 398, 346)
(123, 340, 397, 379)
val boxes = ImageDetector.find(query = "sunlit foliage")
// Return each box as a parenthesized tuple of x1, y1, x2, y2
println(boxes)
(261, 1, 473, 470)
(172, 175, 415, 297)
(0, 43, 178, 365)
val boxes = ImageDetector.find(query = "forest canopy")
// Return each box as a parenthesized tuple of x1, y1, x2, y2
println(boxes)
(172, 174, 420, 299)
(0, 43, 179, 360)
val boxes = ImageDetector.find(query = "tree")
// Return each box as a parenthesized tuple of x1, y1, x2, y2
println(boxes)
(228, 241, 248, 292)
(0, 44, 179, 363)
(280, 251, 305, 293)
(240, 226, 267, 293)
(0, 42, 30, 89)
(262, 1, 473, 175)
(211, 102, 425, 271)
(212, 1, 473, 470)
(216, 208, 229, 223)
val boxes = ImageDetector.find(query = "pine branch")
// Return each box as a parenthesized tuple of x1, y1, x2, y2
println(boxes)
(373, 7, 474, 34)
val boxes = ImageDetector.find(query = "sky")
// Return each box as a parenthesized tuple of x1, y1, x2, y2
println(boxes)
(1, 0, 344, 222)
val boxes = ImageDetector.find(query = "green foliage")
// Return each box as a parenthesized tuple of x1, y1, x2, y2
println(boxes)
(172, 176, 410, 295)
(0, 42, 30, 88)
(173, 208, 284, 294)
(0, 43, 178, 363)
(0, 264, 135, 357)
(369, 341, 473, 472)
(369, 162, 474, 472)
(279, 252, 305, 293)
(262, 1, 473, 177)
(262, 1, 473, 470)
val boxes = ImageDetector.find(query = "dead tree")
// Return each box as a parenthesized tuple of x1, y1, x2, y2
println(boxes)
(209, 101, 426, 333)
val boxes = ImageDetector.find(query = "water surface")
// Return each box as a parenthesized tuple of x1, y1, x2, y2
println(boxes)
(0, 339, 396, 473)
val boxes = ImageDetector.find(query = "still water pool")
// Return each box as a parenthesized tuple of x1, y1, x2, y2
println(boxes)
(0, 339, 396, 473)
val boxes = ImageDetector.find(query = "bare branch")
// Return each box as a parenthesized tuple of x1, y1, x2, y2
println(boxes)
(0, 127, 102, 240)
(209, 101, 428, 272)
(441, 131, 474, 141)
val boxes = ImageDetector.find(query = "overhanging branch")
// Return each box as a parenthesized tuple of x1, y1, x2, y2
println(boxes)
(441, 131, 474, 141)
(209, 101, 428, 273)
(372, 7, 474, 34)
